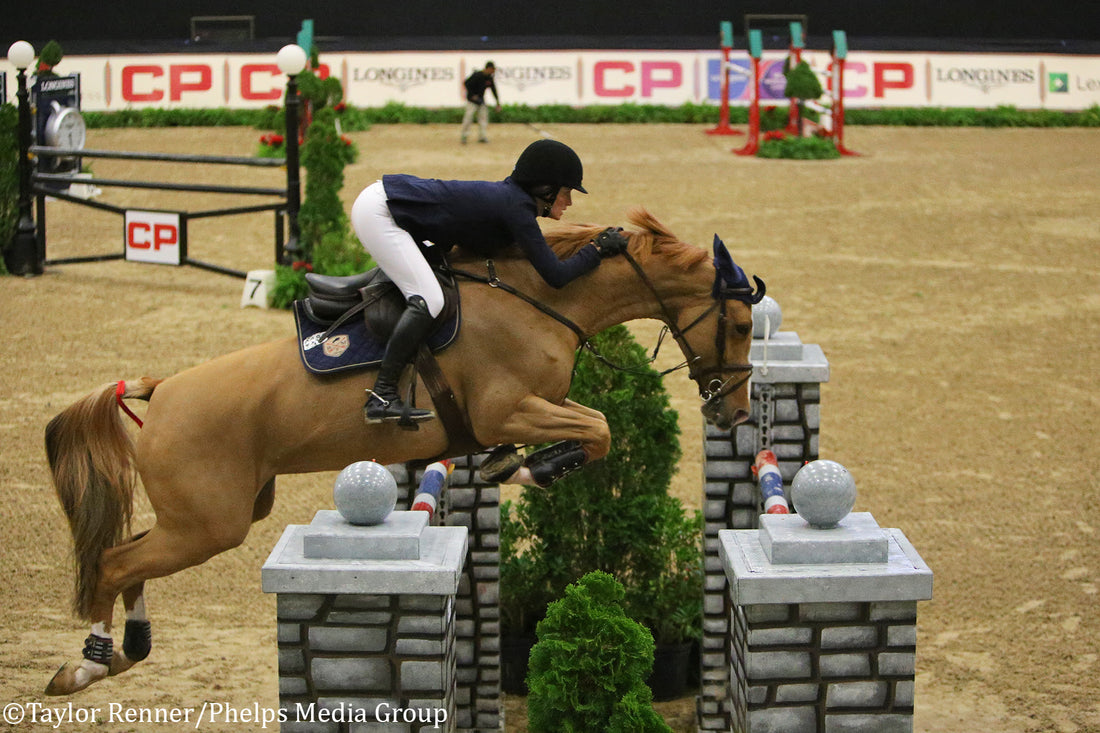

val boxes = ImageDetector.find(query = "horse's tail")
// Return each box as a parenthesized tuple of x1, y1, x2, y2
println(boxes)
(44, 378, 161, 620)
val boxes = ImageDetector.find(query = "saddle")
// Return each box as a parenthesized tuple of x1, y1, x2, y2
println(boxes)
(293, 265, 479, 454)
(302, 266, 460, 340)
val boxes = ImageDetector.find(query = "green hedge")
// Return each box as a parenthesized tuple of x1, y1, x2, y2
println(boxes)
(80, 103, 1100, 129)
(0, 104, 16, 275)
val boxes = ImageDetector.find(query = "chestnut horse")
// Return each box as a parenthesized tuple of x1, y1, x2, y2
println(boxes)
(42, 208, 763, 695)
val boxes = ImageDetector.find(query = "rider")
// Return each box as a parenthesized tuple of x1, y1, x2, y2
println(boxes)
(350, 139, 629, 425)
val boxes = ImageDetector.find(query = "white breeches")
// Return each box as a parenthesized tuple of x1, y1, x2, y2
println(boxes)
(350, 181, 445, 318)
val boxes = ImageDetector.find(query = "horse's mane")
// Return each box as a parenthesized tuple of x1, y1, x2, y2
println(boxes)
(543, 207, 709, 270)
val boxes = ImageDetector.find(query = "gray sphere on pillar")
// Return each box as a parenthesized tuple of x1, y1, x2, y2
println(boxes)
(791, 459, 856, 529)
(752, 295, 782, 338)
(333, 460, 398, 525)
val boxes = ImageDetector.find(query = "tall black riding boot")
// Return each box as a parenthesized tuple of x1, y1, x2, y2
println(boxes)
(364, 295, 436, 425)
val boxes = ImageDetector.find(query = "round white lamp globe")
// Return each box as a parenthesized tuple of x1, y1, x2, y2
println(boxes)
(8, 41, 36, 70)
(276, 44, 308, 76)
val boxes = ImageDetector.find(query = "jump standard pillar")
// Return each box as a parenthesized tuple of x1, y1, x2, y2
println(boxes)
(262, 508, 467, 732)
(698, 327, 830, 730)
(394, 457, 503, 733)
(720, 509, 933, 732)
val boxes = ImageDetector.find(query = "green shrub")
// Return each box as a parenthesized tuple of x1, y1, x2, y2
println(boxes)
(269, 105, 369, 308)
(72, 104, 1100, 130)
(784, 60, 824, 101)
(526, 571, 671, 733)
(37, 41, 64, 69)
(501, 325, 703, 648)
(83, 108, 272, 128)
(758, 134, 842, 160)
(759, 105, 789, 132)
(297, 107, 355, 254)
(0, 103, 18, 275)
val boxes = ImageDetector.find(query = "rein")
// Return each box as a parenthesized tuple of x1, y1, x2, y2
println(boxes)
(443, 251, 758, 406)
(443, 260, 668, 378)
(444, 261, 589, 347)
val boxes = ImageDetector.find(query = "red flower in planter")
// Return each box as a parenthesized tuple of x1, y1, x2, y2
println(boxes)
(291, 261, 314, 272)
(763, 130, 788, 142)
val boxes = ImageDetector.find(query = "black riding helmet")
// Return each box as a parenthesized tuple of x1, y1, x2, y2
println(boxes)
(511, 139, 588, 194)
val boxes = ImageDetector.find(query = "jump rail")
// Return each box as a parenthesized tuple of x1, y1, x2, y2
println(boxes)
(30, 144, 293, 279)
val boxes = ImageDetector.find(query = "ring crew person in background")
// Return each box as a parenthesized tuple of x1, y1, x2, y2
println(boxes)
(350, 139, 630, 424)
(461, 61, 502, 144)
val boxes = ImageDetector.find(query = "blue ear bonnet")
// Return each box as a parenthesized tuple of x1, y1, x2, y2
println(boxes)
(712, 234, 766, 304)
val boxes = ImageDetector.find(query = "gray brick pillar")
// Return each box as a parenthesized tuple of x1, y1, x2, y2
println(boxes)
(699, 331, 830, 731)
(720, 512, 933, 732)
(396, 456, 501, 733)
(263, 510, 468, 732)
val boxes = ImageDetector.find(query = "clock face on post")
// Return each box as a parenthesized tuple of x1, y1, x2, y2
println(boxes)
(45, 102, 87, 150)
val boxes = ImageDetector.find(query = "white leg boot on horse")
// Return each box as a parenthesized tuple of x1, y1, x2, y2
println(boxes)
(47, 582, 152, 694)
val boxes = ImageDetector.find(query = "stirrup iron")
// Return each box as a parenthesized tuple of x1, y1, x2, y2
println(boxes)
(363, 388, 434, 428)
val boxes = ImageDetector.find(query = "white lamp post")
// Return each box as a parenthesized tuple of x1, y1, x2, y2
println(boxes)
(5, 41, 41, 275)
(276, 44, 307, 265)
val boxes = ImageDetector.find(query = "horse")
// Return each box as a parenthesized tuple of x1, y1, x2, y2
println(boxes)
(42, 207, 764, 695)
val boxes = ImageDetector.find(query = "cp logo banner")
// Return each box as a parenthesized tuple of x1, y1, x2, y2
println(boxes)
(125, 210, 184, 266)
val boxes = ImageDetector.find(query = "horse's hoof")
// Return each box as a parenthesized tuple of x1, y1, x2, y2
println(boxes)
(479, 444, 523, 483)
(109, 651, 137, 676)
(44, 659, 109, 696)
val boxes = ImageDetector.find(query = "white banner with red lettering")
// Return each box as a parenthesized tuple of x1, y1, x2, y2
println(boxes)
(4, 49, 1098, 111)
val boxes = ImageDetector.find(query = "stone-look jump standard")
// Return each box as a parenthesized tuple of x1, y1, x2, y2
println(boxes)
(263, 507, 468, 733)
(721, 507, 932, 733)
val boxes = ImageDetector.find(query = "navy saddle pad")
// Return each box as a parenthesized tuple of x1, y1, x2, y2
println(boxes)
(293, 299, 460, 375)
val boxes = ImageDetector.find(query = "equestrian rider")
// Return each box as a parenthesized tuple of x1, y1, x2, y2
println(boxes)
(350, 139, 629, 424)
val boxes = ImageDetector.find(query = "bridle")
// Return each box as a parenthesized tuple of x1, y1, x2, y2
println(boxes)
(618, 250, 765, 412)
(444, 249, 765, 413)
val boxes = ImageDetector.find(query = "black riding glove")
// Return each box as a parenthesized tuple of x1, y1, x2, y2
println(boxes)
(592, 227, 629, 258)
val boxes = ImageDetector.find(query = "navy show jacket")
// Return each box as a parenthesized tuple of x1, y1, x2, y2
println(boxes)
(382, 174, 600, 289)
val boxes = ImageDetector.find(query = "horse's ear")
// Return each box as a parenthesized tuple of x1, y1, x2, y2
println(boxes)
(713, 234, 734, 272)
(712, 234, 736, 296)
(712, 234, 765, 303)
